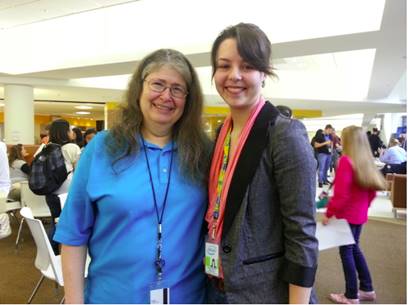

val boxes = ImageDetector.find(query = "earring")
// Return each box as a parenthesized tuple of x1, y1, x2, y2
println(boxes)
(262, 80, 265, 88)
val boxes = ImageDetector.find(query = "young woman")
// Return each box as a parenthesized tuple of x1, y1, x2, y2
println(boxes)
(72, 127, 84, 148)
(323, 125, 386, 304)
(205, 23, 318, 303)
(54, 49, 211, 303)
(8, 144, 30, 201)
(8, 144, 30, 182)
(45, 119, 81, 254)
(83, 128, 97, 147)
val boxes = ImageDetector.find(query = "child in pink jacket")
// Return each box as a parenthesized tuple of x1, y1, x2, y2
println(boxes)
(323, 126, 386, 304)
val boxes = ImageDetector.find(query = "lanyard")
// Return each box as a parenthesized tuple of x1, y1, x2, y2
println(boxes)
(211, 129, 231, 240)
(141, 137, 174, 281)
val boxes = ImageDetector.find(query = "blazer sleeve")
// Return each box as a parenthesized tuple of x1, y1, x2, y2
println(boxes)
(269, 117, 319, 287)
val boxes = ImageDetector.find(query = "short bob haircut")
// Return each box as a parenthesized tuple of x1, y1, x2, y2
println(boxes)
(106, 48, 211, 185)
(211, 22, 277, 79)
(49, 119, 71, 145)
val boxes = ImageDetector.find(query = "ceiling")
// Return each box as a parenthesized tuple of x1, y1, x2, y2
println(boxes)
(0, 0, 406, 120)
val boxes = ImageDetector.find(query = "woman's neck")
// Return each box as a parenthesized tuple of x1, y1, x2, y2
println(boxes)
(141, 124, 172, 148)
(230, 103, 258, 135)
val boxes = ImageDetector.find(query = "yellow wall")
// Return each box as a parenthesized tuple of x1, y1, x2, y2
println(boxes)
(0, 114, 96, 144)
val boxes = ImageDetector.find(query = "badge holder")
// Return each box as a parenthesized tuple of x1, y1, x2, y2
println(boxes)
(149, 281, 170, 304)
(205, 241, 220, 277)
(150, 231, 170, 304)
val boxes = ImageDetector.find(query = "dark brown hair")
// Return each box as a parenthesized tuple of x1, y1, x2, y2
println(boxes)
(106, 49, 211, 185)
(211, 23, 277, 78)
(8, 144, 24, 166)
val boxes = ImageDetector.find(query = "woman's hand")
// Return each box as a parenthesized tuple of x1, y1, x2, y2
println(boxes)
(322, 215, 330, 225)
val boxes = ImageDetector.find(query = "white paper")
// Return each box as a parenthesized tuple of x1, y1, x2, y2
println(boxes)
(316, 218, 355, 251)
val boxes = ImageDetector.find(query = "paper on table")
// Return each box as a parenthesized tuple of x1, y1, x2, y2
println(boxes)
(316, 218, 355, 251)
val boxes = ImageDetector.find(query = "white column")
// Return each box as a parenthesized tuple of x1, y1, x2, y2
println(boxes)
(4, 84, 34, 144)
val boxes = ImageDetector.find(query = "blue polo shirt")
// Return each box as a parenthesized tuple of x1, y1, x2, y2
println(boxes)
(54, 132, 207, 303)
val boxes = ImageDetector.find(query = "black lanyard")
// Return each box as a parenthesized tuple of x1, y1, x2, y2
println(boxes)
(141, 137, 174, 281)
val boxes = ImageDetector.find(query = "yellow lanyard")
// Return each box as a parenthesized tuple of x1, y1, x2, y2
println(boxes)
(211, 129, 231, 240)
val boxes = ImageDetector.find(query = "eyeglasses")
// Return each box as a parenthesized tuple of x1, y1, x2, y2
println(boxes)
(145, 79, 188, 99)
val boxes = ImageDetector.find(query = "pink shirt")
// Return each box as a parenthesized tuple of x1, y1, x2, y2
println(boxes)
(326, 155, 376, 224)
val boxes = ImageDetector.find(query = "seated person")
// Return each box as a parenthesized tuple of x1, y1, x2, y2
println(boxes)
(0, 141, 10, 195)
(83, 128, 97, 148)
(380, 138, 407, 175)
(8, 144, 30, 201)
(34, 127, 50, 158)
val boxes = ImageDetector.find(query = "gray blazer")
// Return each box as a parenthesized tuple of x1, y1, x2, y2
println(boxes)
(217, 102, 319, 303)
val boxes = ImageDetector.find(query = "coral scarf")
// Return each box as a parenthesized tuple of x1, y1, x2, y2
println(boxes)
(206, 97, 265, 244)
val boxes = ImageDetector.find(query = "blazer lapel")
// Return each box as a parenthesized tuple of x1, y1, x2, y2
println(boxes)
(222, 102, 280, 239)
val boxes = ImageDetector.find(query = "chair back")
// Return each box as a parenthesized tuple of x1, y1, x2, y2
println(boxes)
(391, 174, 407, 209)
(0, 196, 6, 214)
(20, 181, 51, 218)
(20, 207, 63, 286)
(58, 193, 68, 210)
(0, 196, 21, 214)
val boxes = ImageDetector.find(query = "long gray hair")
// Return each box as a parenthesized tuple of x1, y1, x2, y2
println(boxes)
(105, 49, 211, 185)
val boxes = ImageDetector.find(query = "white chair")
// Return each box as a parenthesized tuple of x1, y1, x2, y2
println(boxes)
(16, 181, 51, 248)
(20, 207, 64, 304)
(58, 193, 68, 210)
(0, 195, 21, 230)
(0, 195, 21, 213)
(21, 207, 91, 304)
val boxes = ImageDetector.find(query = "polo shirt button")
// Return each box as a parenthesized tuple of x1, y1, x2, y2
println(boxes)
(223, 245, 232, 253)
(163, 168, 167, 173)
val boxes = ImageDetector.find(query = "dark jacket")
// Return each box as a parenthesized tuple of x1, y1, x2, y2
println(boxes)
(216, 102, 318, 303)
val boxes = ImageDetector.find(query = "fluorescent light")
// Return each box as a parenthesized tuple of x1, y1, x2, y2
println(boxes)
(75, 111, 91, 115)
(75, 105, 93, 110)
(71, 75, 131, 90)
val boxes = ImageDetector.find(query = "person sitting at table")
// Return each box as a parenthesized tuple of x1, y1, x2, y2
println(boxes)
(8, 144, 30, 201)
(380, 138, 407, 175)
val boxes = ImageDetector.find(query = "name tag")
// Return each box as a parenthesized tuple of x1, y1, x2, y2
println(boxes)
(205, 242, 220, 277)
(150, 287, 170, 304)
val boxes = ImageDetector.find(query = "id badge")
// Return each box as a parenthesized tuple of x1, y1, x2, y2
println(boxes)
(150, 281, 170, 304)
(205, 242, 220, 277)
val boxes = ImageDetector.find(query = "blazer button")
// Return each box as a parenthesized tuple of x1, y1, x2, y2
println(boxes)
(223, 245, 232, 253)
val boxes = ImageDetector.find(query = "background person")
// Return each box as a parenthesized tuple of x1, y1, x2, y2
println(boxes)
(54, 49, 211, 303)
(46, 119, 81, 254)
(314, 124, 333, 187)
(205, 23, 318, 304)
(72, 127, 84, 148)
(0, 141, 10, 195)
(33, 127, 50, 158)
(330, 128, 342, 174)
(323, 125, 386, 304)
(379, 138, 407, 175)
(311, 129, 324, 163)
(8, 144, 30, 201)
(379, 138, 406, 165)
(368, 128, 384, 158)
(83, 128, 97, 148)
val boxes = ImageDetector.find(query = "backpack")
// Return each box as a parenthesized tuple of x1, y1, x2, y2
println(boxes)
(29, 143, 68, 195)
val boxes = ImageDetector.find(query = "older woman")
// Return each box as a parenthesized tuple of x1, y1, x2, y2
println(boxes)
(54, 49, 211, 303)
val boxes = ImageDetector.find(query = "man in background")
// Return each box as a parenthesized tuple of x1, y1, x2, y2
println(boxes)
(33, 126, 50, 158)
(368, 128, 384, 158)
